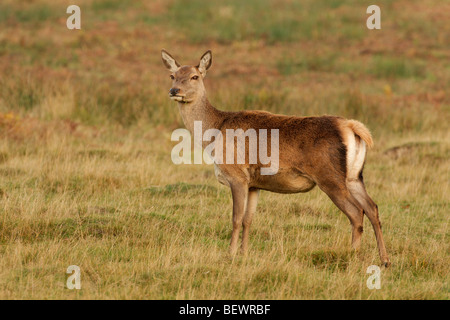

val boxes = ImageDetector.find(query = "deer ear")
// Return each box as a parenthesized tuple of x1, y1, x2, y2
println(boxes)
(161, 49, 180, 73)
(197, 50, 212, 77)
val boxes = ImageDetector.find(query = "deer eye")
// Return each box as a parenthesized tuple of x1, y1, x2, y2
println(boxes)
(191, 75, 199, 80)
(170, 75, 175, 80)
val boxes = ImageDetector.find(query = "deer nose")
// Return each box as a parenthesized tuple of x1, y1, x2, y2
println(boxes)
(169, 88, 180, 96)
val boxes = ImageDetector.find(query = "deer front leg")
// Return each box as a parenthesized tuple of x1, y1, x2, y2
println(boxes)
(229, 183, 248, 255)
(241, 189, 259, 254)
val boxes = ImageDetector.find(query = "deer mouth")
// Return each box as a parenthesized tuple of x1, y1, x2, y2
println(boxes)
(169, 94, 189, 103)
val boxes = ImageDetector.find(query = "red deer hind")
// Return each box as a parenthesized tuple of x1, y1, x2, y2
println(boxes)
(161, 49, 390, 267)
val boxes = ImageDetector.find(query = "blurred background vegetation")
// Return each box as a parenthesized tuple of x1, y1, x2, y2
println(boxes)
(0, 0, 448, 132)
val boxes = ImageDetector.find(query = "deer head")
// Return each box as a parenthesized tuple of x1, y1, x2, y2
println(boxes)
(161, 49, 212, 104)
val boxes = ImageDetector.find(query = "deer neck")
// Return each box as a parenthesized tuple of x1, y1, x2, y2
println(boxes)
(177, 95, 225, 143)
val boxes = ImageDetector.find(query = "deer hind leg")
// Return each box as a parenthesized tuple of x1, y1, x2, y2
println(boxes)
(241, 188, 259, 254)
(318, 180, 365, 251)
(347, 178, 391, 267)
(346, 132, 390, 267)
(229, 182, 248, 255)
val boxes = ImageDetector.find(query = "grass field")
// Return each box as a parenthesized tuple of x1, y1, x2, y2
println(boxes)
(0, 0, 448, 299)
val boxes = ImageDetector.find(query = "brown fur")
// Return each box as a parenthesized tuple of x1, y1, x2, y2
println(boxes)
(161, 50, 390, 267)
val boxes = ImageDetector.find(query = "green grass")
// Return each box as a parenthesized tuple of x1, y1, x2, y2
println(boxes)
(368, 56, 427, 79)
(165, 0, 342, 43)
(277, 53, 340, 75)
(0, 3, 57, 24)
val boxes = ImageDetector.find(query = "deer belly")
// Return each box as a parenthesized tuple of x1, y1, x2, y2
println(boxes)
(214, 165, 315, 193)
(254, 170, 316, 194)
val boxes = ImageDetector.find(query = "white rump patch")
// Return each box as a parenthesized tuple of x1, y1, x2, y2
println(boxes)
(344, 128, 366, 180)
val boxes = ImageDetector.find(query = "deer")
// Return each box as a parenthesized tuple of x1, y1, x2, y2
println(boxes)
(161, 49, 391, 267)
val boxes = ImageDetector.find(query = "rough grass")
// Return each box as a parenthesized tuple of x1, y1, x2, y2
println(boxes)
(0, 0, 448, 299)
